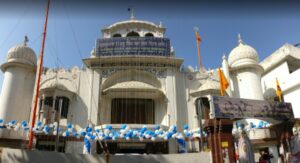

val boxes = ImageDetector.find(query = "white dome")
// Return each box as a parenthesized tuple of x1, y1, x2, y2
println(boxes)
(6, 44, 37, 66)
(228, 35, 259, 67)
(190, 79, 220, 96)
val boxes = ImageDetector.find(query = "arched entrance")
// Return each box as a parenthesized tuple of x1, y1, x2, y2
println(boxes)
(98, 69, 168, 154)
(100, 69, 166, 124)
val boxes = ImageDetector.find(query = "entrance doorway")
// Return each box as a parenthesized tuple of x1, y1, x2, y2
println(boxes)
(111, 98, 155, 124)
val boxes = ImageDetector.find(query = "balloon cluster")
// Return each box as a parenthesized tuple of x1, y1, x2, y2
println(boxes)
(232, 120, 271, 137)
(0, 119, 207, 141)
(0, 119, 30, 132)
(0, 119, 210, 154)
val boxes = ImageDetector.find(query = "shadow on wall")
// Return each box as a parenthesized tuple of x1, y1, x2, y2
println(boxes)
(69, 95, 89, 129)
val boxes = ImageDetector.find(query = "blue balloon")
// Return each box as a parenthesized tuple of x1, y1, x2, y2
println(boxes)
(81, 131, 87, 136)
(186, 132, 191, 137)
(11, 120, 16, 125)
(104, 135, 111, 140)
(0, 119, 3, 123)
(37, 121, 42, 126)
(84, 137, 91, 153)
(140, 127, 147, 133)
(67, 123, 72, 129)
(258, 121, 264, 129)
(177, 138, 185, 145)
(105, 125, 113, 130)
(65, 131, 70, 137)
(183, 124, 189, 130)
(171, 125, 177, 133)
(236, 122, 241, 128)
(43, 125, 50, 134)
(86, 127, 93, 133)
(166, 132, 173, 139)
(90, 135, 96, 140)
(121, 124, 127, 130)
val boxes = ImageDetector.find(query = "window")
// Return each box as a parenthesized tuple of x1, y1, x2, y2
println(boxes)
(44, 97, 53, 106)
(113, 33, 122, 37)
(195, 97, 210, 120)
(287, 60, 300, 74)
(145, 33, 154, 37)
(126, 31, 140, 37)
(54, 96, 70, 119)
(111, 98, 154, 124)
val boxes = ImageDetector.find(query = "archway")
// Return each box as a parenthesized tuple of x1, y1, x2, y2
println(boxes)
(145, 33, 154, 37)
(126, 31, 140, 37)
(113, 33, 122, 37)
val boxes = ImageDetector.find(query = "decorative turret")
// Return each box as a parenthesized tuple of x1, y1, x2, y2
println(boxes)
(0, 36, 37, 138)
(2, 36, 37, 71)
(228, 34, 264, 100)
(228, 34, 259, 68)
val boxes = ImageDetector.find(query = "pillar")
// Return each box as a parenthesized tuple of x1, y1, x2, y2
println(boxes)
(204, 119, 235, 163)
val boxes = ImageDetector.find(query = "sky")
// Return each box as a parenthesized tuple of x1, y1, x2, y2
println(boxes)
(0, 0, 300, 89)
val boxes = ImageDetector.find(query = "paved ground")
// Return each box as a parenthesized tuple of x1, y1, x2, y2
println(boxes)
(1, 148, 212, 163)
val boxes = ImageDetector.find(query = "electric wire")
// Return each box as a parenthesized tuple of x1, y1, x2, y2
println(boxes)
(60, 0, 110, 155)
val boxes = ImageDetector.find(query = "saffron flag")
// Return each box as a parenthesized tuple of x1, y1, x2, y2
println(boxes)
(276, 78, 282, 102)
(195, 31, 202, 45)
(218, 68, 229, 96)
(194, 29, 203, 72)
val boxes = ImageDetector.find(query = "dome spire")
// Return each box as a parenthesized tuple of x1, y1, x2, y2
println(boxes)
(238, 33, 244, 45)
(128, 7, 135, 20)
(222, 53, 227, 60)
(24, 35, 29, 46)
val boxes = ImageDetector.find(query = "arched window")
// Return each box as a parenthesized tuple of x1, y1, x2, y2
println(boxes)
(113, 33, 122, 37)
(126, 31, 140, 37)
(145, 33, 154, 37)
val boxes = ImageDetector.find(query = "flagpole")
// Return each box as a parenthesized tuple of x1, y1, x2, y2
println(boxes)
(194, 27, 203, 72)
(28, 0, 51, 150)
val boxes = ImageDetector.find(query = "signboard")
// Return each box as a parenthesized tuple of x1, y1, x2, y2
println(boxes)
(212, 96, 294, 120)
(221, 141, 229, 148)
(96, 37, 171, 56)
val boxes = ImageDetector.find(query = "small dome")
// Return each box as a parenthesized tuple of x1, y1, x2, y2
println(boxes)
(6, 44, 37, 66)
(228, 34, 259, 67)
(190, 79, 220, 96)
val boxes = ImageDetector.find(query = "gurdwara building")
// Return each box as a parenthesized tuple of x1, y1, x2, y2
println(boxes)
(0, 15, 299, 161)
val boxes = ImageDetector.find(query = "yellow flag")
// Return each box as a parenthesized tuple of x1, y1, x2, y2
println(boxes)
(218, 68, 229, 96)
(276, 78, 282, 102)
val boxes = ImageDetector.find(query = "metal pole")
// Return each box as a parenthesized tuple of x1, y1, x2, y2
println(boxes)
(197, 98, 204, 151)
(55, 98, 63, 152)
(28, 0, 51, 150)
